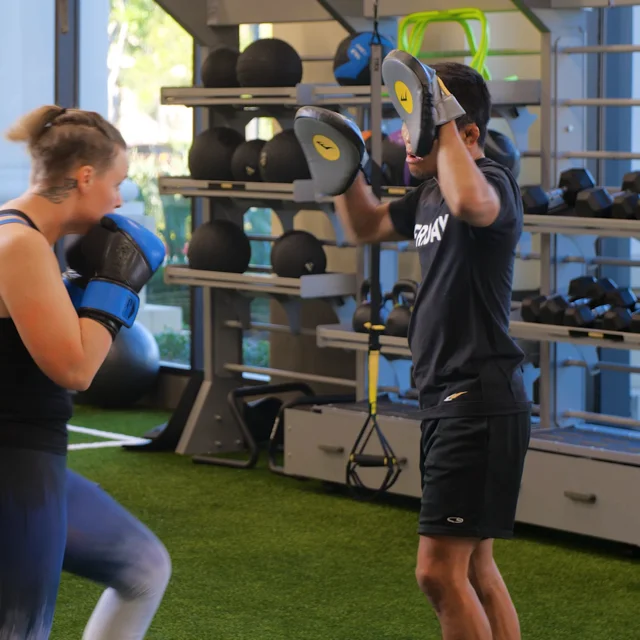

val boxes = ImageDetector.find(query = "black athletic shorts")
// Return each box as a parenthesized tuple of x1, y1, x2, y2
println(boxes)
(418, 411, 531, 540)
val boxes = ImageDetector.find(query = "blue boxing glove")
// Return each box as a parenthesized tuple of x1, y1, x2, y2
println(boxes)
(62, 233, 96, 309)
(63, 270, 88, 309)
(68, 214, 165, 340)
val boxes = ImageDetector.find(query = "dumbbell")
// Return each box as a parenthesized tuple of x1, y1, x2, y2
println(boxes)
(575, 171, 640, 218)
(612, 172, 640, 219)
(520, 275, 598, 323)
(539, 277, 618, 325)
(521, 167, 595, 215)
(564, 300, 613, 328)
(627, 312, 640, 334)
(600, 287, 640, 331)
(564, 281, 636, 329)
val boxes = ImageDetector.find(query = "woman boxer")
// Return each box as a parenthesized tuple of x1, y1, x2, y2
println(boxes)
(0, 105, 171, 640)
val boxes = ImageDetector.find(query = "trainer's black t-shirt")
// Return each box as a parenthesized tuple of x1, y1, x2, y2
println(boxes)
(388, 157, 530, 418)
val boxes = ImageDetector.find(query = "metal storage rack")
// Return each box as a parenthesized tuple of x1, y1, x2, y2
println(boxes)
(156, 0, 541, 461)
(154, 0, 640, 546)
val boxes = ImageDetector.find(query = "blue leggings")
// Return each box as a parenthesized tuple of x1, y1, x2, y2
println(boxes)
(0, 448, 171, 640)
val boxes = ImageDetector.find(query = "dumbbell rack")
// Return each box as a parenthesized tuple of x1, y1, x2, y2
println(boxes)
(153, 0, 640, 546)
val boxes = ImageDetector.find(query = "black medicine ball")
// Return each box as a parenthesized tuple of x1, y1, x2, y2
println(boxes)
(236, 38, 303, 87)
(270, 230, 327, 279)
(201, 46, 240, 88)
(188, 220, 251, 274)
(231, 139, 266, 182)
(382, 138, 408, 186)
(484, 129, 521, 179)
(259, 129, 311, 183)
(362, 133, 407, 186)
(188, 127, 245, 181)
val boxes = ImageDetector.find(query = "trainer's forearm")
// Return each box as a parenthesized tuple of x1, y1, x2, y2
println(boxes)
(333, 173, 381, 242)
(436, 122, 499, 225)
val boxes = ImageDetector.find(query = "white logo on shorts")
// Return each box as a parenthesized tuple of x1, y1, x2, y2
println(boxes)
(444, 391, 468, 402)
(447, 517, 464, 524)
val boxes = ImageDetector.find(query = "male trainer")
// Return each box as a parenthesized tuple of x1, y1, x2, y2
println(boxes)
(294, 51, 531, 640)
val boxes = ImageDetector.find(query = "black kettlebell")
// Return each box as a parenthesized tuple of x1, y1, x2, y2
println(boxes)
(352, 280, 391, 333)
(385, 280, 418, 337)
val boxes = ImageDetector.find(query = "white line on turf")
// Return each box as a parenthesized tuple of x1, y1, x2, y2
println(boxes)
(67, 424, 148, 443)
(68, 439, 149, 451)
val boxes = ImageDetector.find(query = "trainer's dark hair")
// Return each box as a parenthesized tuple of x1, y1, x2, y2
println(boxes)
(431, 62, 491, 147)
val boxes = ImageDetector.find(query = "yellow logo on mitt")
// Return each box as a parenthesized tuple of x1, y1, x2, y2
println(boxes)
(312, 135, 340, 161)
(394, 81, 413, 115)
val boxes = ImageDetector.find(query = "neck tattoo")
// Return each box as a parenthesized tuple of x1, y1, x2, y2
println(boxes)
(36, 178, 78, 204)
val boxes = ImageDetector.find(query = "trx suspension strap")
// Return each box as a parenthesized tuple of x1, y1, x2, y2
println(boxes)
(346, 2, 404, 500)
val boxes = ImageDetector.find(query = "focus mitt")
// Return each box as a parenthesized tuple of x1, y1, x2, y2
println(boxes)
(381, 50, 466, 158)
(293, 106, 366, 196)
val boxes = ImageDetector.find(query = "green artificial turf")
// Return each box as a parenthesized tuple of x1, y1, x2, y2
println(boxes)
(53, 406, 640, 639)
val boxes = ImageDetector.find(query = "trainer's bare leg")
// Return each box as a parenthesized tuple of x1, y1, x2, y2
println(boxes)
(468, 539, 520, 640)
(416, 535, 492, 640)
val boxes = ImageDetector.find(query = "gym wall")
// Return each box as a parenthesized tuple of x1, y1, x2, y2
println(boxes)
(78, 0, 110, 118)
(0, 0, 110, 209)
(0, 0, 56, 203)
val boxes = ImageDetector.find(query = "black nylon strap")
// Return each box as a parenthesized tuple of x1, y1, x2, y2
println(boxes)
(0, 210, 40, 231)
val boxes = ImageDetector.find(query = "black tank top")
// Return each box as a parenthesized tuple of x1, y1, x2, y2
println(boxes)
(0, 210, 71, 454)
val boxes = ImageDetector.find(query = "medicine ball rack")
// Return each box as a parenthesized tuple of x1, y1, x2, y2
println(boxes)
(152, 0, 640, 545)
(158, 74, 539, 468)
(158, 76, 539, 465)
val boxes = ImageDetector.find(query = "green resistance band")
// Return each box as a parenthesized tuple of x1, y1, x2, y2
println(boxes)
(398, 8, 491, 80)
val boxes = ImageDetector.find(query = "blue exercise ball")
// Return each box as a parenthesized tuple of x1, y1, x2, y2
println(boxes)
(333, 32, 395, 86)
